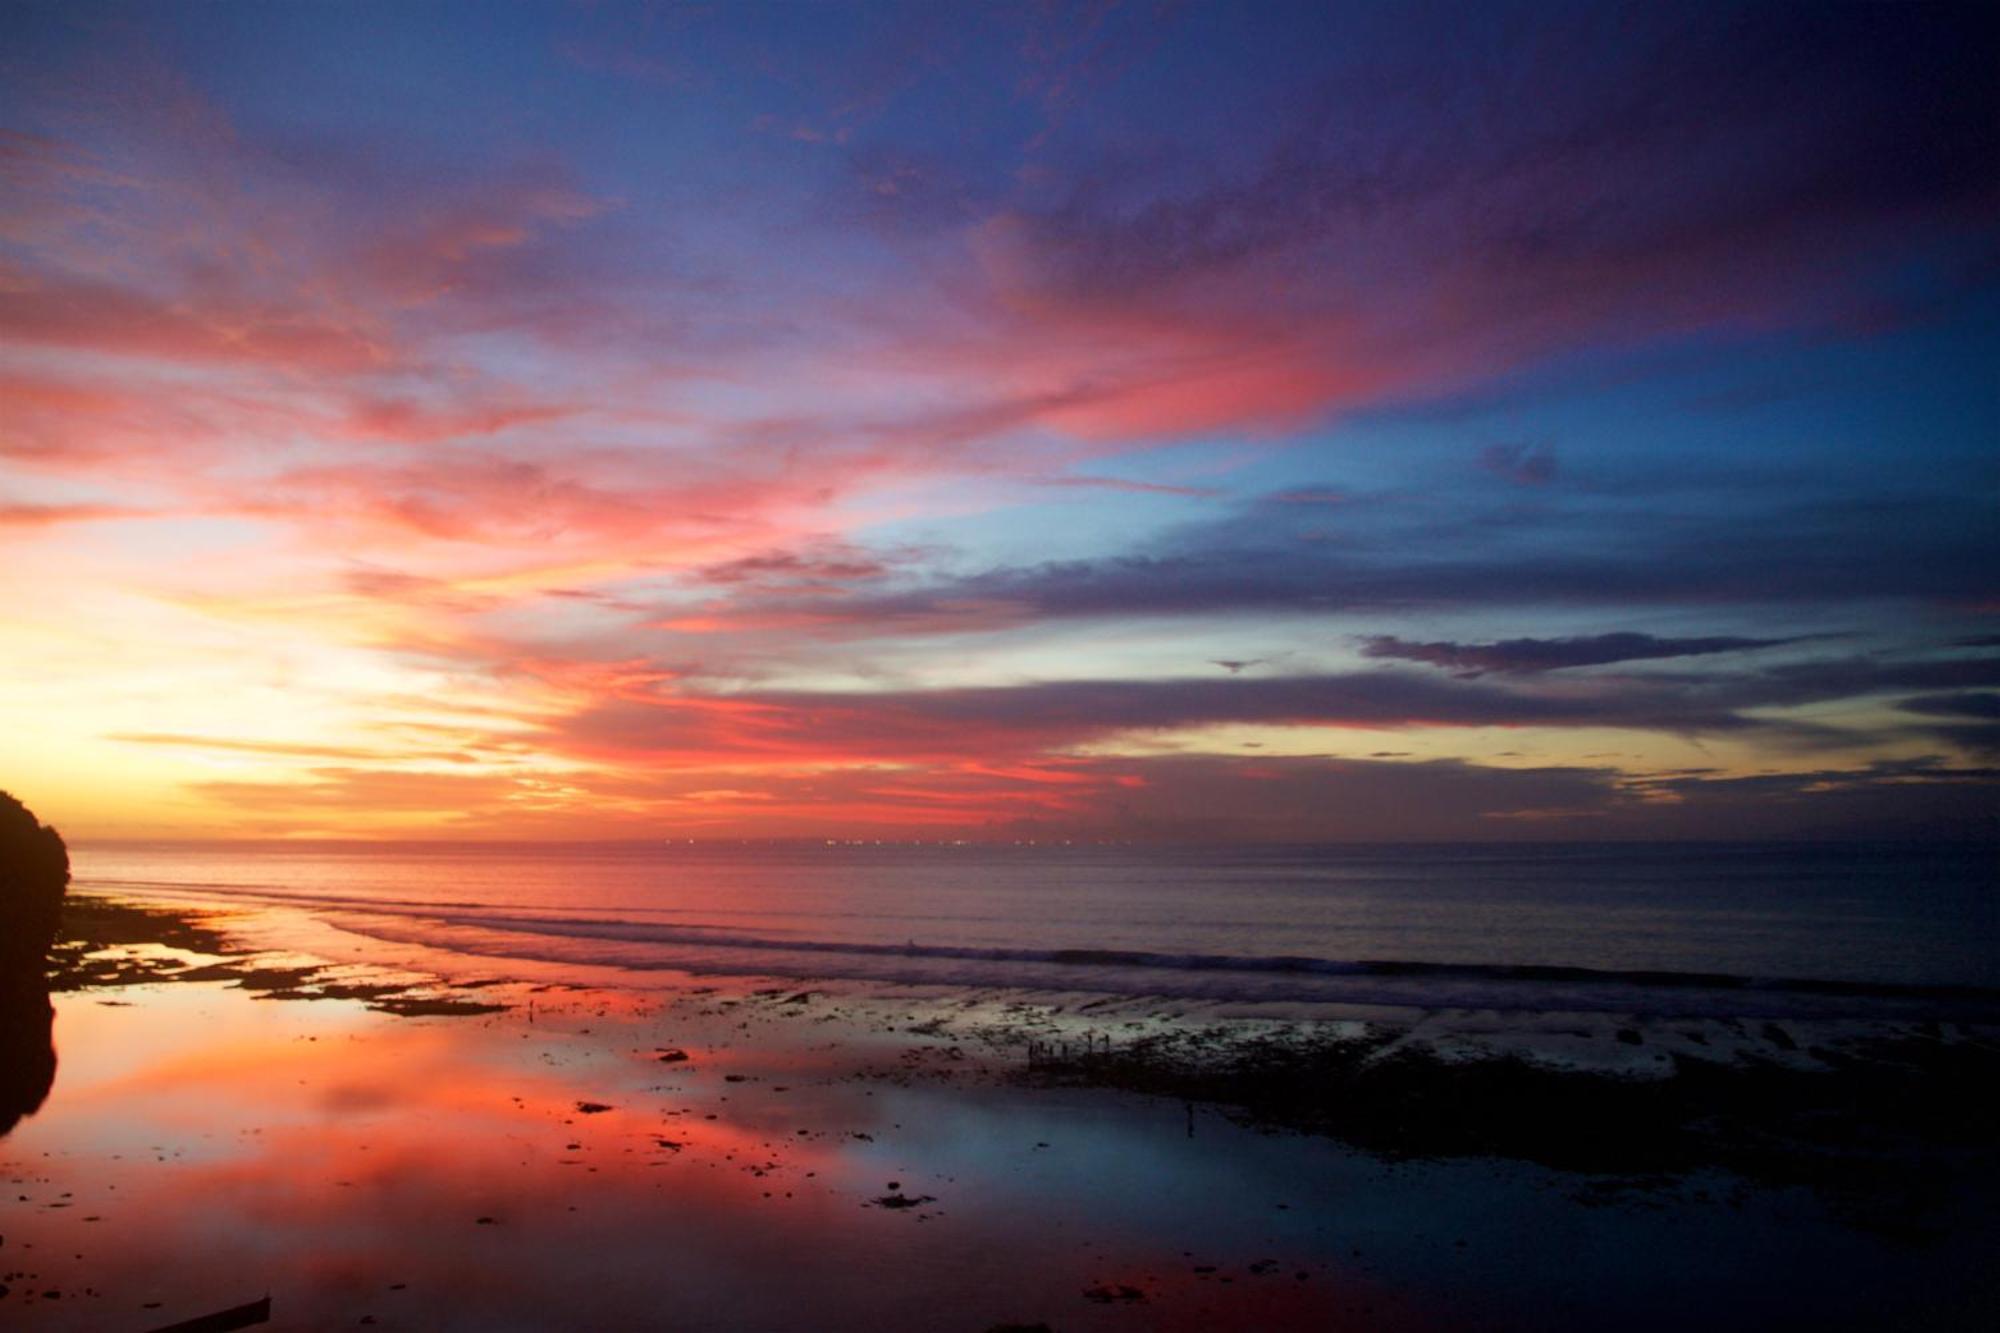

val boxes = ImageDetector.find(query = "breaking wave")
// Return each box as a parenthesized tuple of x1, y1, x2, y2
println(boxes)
(82, 874, 2000, 1019)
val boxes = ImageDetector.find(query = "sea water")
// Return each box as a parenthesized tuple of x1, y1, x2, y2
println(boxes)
(71, 840, 1999, 1017)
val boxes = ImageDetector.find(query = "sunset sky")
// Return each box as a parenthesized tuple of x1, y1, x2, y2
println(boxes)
(3, 1, 1996, 841)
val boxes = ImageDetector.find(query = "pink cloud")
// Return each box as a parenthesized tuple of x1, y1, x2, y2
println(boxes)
(0, 500, 140, 529)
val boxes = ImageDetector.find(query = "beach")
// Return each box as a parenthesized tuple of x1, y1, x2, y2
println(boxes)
(4, 887, 1997, 1332)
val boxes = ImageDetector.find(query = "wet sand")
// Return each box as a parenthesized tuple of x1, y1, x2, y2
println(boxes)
(3, 895, 1997, 1331)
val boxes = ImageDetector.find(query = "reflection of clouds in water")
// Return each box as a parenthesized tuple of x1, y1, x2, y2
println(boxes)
(7, 981, 1987, 1332)
(6, 985, 1375, 1331)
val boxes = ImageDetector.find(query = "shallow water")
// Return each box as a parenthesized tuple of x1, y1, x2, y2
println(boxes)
(73, 840, 2000, 1015)
(4, 979, 1995, 1332)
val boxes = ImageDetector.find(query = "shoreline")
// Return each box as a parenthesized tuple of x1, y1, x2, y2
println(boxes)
(5, 892, 1998, 1329)
(44, 893, 2000, 1200)
(49, 894, 513, 1018)
(70, 867, 2000, 1024)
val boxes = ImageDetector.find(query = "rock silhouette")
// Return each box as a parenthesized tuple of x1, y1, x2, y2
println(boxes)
(0, 985, 56, 1137)
(1, 790, 67, 1137)
(2, 789, 69, 968)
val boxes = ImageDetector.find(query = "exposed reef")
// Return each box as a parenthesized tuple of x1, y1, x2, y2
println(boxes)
(51, 893, 509, 1017)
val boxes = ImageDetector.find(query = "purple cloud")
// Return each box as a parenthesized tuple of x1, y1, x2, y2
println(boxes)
(1361, 633, 1800, 677)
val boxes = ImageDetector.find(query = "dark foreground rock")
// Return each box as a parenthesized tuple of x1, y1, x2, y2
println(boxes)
(0, 789, 68, 971)
(0, 790, 66, 1136)
(0, 976, 55, 1137)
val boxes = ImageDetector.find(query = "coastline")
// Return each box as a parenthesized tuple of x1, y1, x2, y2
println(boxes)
(49, 895, 511, 1017)
(5, 893, 1998, 1330)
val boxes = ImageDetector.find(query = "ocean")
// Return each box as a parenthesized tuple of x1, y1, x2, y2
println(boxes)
(71, 839, 1999, 1019)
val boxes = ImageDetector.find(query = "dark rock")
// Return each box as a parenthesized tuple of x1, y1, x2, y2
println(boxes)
(868, 1192, 935, 1210)
(0, 978, 53, 1139)
(143, 1294, 271, 1331)
(0, 792, 68, 973)
(0, 793, 64, 1139)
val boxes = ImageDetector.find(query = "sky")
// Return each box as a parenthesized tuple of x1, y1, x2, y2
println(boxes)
(1, 0, 1996, 842)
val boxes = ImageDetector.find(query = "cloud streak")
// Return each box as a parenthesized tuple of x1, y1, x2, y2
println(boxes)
(2, 3, 1995, 838)
(1360, 633, 1804, 677)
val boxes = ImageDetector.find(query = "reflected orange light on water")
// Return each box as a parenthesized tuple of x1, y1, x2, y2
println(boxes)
(3, 979, 1393, 1332)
